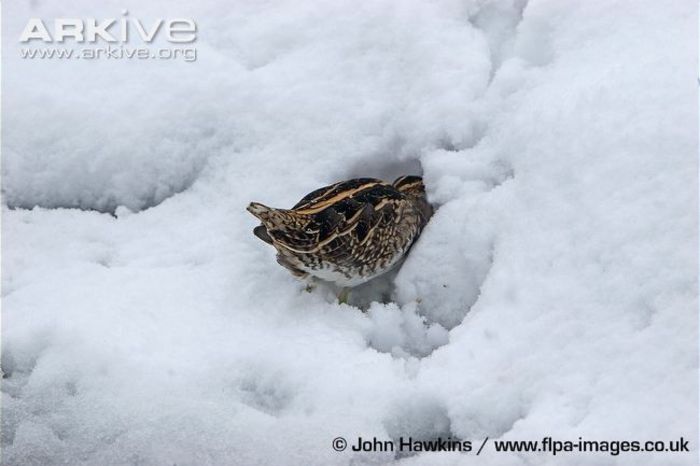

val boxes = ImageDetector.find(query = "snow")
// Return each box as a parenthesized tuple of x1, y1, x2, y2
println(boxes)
(2, 0, 697, 465)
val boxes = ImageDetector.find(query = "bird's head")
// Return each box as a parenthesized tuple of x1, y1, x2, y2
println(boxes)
(393, 175, 433, 221)
(393, 176, 425, 197)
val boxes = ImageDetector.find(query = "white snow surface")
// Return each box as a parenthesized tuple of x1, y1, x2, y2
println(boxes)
(2, 0, 698, 465)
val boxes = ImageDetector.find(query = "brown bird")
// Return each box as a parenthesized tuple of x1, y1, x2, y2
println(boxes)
(247, 176, 431, 296)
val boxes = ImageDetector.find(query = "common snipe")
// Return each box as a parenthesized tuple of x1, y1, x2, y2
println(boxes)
(247, 176, 431, 291)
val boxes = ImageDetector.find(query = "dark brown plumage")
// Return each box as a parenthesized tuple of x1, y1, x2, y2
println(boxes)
(247, 176, 432, 287)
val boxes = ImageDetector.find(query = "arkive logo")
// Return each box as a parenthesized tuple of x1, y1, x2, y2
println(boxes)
(19, 11, 197, 43)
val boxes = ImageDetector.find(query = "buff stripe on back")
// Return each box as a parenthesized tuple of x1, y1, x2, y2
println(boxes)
(293, 181, 387, 214)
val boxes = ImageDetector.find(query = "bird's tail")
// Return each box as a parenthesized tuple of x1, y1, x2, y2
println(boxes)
(247, 202, 309, 231)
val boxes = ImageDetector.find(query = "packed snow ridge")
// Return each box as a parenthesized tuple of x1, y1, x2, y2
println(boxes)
(2, 0, 697, 465)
